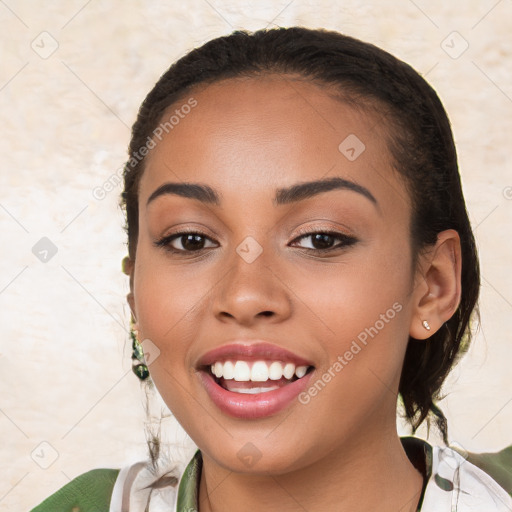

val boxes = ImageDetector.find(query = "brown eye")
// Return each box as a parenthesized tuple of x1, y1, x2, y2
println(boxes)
(291, 231, 357, 252)
(154, 232, 217, 253)
(309, 233, 336, 250)
(176, 234, 207, 251)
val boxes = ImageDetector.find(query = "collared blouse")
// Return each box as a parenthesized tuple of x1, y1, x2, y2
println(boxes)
(31, 437, 512, 511)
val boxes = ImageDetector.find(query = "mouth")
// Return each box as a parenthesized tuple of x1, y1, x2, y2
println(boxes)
(205, 359, 314, 394)
(196, 342, 316, 419)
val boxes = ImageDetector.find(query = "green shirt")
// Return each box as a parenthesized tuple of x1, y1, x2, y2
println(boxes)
(30, 438, 512, 512)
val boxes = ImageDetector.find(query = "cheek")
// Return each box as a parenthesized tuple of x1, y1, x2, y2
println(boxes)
(133, 238, 211, 335)
(290, 237, 413, 379)
(132, 257, 205, 417)
(132, 255, 217, 389)
(293, 236, 411, 327)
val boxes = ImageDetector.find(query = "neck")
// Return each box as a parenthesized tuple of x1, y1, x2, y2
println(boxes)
(198, 423, 424, 512)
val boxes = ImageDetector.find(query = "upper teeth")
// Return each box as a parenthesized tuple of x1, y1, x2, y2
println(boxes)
(210, 360, 309, 381)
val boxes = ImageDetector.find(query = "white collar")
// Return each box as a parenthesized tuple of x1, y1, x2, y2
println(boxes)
(421, 444, 512, 511)
(110, 442, 512, 511)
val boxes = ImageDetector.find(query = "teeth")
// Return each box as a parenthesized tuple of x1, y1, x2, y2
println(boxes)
(283, 363, 295, 379)
(295, 365, 308, 378)
(226, 386, 279, 394)
(251, 361, 269, 382)
(209, 360, 311, 382)
(213, 361, 223, 378)
(223, 361, 234, 380)
(234, 361, 250, 381)
(268, 361, 283, 380)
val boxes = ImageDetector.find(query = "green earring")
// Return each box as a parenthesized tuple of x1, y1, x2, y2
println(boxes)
(131, 327, 150, 380)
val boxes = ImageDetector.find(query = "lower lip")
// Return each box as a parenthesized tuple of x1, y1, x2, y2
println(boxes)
(198, 370, 314, 419)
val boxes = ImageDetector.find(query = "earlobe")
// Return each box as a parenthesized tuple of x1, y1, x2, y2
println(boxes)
(409, 229, 462, 340)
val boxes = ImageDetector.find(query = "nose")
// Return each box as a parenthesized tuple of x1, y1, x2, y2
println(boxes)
(212, 243, 292, 327)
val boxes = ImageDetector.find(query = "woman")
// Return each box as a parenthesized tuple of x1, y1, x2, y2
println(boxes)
(31, 26, 512, 511)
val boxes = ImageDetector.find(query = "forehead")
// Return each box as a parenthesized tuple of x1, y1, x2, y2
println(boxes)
(139, 75, 409, 215)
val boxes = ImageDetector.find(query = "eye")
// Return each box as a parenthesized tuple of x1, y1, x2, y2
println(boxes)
(154, 229, 357, 255)
(154, 231, 218, 253)
(290, 231, 357, 252)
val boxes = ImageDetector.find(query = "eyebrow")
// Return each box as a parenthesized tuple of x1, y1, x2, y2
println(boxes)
(146, 177, 378, 209)
(147, 182, 220, 206)
(274, 177, 377, 207)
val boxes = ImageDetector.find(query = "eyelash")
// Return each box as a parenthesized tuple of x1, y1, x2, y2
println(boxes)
(154, 228, 358, 255)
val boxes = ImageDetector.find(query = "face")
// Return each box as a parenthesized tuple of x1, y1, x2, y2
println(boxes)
(129, 75, 419, 474)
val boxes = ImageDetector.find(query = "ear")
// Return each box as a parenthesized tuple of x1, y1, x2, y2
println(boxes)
(122, 256, 138, 327)
(409, 229, 462, 340)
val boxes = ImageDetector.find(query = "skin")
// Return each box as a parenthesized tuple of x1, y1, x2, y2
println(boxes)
(125, 75, 461, 511)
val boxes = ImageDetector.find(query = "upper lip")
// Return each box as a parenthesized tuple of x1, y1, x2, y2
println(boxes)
(196, 341, 314, 369)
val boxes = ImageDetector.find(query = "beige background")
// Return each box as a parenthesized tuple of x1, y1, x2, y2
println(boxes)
(1, 1, 511, 510)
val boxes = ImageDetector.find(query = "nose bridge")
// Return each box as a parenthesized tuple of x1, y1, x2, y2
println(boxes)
(212, 234, 291, 323)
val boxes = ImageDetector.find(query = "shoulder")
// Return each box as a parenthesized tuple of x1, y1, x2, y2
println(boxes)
(109, 460, 181, 511)
(29, 468, 120, 512)
(421, 442, 512, 511)
(463, 444, 512, 496)
(109, 450, 200, 511)
(29, 450, 199, 512)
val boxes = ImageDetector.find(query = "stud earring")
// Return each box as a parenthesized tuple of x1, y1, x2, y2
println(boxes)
(130, 326, 150, 380)
(422, 320, 431, 331)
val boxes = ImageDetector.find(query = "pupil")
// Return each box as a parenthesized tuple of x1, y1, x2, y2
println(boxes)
(312, 233, 333, 249)
(183, 234, 204, 251)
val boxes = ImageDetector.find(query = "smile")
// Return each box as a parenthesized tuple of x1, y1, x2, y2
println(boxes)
(209, 360, 312, 394)
(197, 342, 316, 418)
